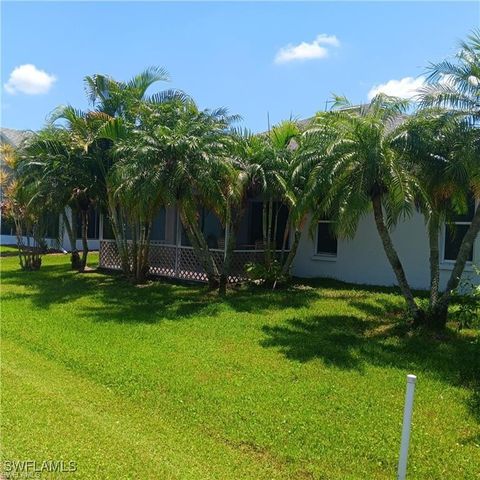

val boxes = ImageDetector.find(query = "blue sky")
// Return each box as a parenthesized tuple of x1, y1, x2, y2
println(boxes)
(1, 1, 478, 132)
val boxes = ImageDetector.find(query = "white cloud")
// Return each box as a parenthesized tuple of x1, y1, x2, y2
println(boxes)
(367, 76, 425, 101)
(4, 64, 56, 95)
(275, 34, 340, 64)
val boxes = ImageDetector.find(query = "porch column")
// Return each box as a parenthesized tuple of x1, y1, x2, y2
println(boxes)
(224, 223, 229, 260)
(99, 213, 104, 241)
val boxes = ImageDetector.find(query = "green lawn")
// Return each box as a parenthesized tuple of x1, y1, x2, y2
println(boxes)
(0, 245, 18, 256)
(1, 254, 479, 479)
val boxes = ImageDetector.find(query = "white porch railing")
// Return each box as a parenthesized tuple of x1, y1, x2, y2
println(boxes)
(99, 239, 289, 283)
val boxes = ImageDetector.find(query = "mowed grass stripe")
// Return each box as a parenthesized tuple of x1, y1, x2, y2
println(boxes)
(1, 254, 479, 479)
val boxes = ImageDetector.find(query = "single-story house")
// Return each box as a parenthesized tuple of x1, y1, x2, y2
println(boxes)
(1, 127, 478, 289)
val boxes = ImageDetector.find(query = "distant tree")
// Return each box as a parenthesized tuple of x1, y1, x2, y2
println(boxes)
(1, 143, 45, 270)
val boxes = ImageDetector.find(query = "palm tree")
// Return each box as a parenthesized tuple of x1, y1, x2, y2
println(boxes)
(303, 94, 423, 322)
(420, 29, 480, 122)
(1, 143, 45, 270)
(226, 122, 299, 289)
(417, 30, 480, 327)
(263, 121, 299, 270)
(149, 100, 238, 289)
(102, 97, 238, 286)
(216, 129, 267, 293)
(85, 67, 187, 277)
(47, 107, 106, 271)
(394, 111, 479, 327)
(225, 120, 312, 290)
(22, 127, 85, 269)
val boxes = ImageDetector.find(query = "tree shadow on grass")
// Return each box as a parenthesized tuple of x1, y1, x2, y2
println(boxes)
(1, 264, 221, 322)
(262, 315, 370, 370)
(1, 264, 102, 308)
(80, 282, 321, 324)
(261, 311, 480, 423)
(1, 262, 319, 324)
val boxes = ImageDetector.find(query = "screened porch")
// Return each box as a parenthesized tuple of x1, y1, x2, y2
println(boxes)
(98, 201, 290, 283)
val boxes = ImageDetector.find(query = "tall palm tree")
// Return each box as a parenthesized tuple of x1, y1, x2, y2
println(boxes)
(303, 94, 423, 321)
(22, 127, 88, 269)
(48, 107, 106, 271)
(103, 98, 238, 286)
(226, 122, 299, 289)
(85, 67, 187, 277)
(394, 111, 479, 327)
(151, 100, 238, 289)
(217, 130, 268, 293)
(417, 30, 480, 327)
(264, 121, 299, 269)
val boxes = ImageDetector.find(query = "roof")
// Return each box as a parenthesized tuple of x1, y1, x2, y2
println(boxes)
(0, 128, 34, 173)
(0, 128, 33, 148)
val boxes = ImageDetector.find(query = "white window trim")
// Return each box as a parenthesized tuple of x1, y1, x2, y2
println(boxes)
(313, 220, 338, 261)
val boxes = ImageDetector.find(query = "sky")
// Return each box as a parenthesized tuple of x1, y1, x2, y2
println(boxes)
(1, 1, 479, 133)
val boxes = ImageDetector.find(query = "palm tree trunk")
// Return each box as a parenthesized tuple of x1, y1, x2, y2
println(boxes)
(79, 210, 89, 272)
(179, 205, 220, 288)
(281, 214, 305, 276)
(62, 209, 80, 269)
(371, 195, 422, 322)
(219, 202, 246, 295)
(428, 214, 441, 308)
(106, 192, 130, 275)
(262, 200, 269, 266)
(280, 212, 291, 265)
(135, 220, 151, 283)
(430, 204, 480, 329)
(13, 215, 26, 270)
(131, 220, 138, 281)
(267, 199, 274, 262)
(273, 203, 280, 252)
(281, 229, 301, 276)
(219, 224, 236, 296)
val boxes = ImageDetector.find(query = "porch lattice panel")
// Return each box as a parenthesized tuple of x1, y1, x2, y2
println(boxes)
(149, 244, 177, 278)
(99, 240, 286, 284)
(99, 240, 122, 270)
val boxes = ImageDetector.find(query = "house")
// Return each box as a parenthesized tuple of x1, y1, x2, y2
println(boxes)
(1, 127, 478, 289)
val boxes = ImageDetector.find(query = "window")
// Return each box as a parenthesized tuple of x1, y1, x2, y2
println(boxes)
(443, 197, 475, 262)
(316, 220, 337, 256)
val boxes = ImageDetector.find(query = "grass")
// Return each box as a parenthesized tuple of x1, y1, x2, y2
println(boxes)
(0, 245, 18, 256)
(1, 253, 479, 479)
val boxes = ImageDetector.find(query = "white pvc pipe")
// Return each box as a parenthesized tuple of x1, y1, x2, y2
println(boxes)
(397, 374, 417, 480)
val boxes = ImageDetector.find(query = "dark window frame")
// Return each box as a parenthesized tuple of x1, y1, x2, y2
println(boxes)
(315, 220, 338, 257)
(442, 200, 476, 263)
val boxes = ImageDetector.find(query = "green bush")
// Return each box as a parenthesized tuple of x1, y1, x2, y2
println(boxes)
(245, 260, 287, 288)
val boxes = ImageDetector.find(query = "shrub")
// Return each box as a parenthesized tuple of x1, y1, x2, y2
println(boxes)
(245, 260, 287, 289)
